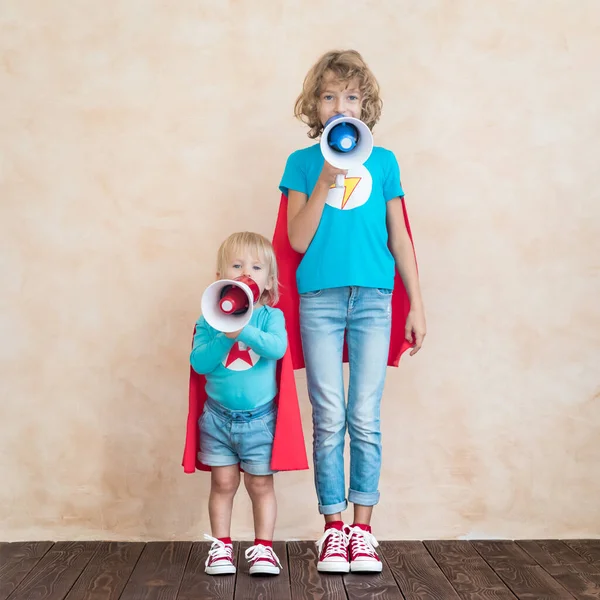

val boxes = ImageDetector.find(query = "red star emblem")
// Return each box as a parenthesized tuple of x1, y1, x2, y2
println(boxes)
(225, 342, 254, 367)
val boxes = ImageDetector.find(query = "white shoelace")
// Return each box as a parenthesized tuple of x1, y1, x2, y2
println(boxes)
(204, 534, 234, 566)
(346, 526, 379, 556)
(315, 527, 350, 559)
(245, 544, 282, 567)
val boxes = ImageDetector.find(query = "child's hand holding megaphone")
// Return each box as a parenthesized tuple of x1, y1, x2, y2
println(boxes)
(317, 161, 348, 189)
(224, 328, 243, 339)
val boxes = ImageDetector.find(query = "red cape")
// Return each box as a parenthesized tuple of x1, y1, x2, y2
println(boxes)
(272, 193, 416, 370)
(182, 328, 309, 473)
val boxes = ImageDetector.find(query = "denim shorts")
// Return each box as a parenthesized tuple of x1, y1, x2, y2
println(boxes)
(198, 397, 277, 476)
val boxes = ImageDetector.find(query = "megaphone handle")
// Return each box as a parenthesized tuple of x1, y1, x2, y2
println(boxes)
(335, 174, 345, 188)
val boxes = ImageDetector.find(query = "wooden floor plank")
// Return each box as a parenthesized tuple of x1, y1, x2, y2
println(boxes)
(380, 541, 460, 600)
(473, 541, 576, 599)
(470, 541, 538, 570)
(6, 541, 99, 600)
(344, 554, 402, 600)
(177, 541, 239, 600)
(543, 565, 600, 600)
(235, 541, 290, 600)
(63, 541, 145, 600)
(424, 541, 517, 599)
(518, 541, 593, 568)
(517, 541, 600, 600)
(0, 542, 54, 600)
(287, 541, 347, 600)
(119, 541, 192, 600)
(564, 542, 600, 566)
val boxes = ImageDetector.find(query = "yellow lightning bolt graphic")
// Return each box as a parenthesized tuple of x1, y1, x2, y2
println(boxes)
(330, 177, 361, 209)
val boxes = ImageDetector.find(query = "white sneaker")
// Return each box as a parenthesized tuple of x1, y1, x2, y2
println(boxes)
(315, 525, 350, 573)
(204, 534, 236, 575)
(346, 525, 383, 573)
(245, 544, 282, 575)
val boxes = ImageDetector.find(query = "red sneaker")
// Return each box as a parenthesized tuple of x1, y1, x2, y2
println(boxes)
(204, 535, 236, 575)
(315, 523, 350, 573)
(245, 544, 282, 575)
(347, 525, 383, 573)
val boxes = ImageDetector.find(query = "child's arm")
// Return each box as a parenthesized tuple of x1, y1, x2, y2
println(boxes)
(287, 162, 347, 253)
(387, 198, 427, 355)
(236, 309, 287, 360)
(190, 318, 236, 374)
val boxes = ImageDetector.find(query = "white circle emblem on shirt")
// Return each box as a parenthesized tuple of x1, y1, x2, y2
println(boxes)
(325, 164, 372, 210)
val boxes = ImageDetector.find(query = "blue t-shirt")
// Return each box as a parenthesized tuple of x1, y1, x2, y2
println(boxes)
(190, 305, 287, 410)
(279, 144, 404, 294)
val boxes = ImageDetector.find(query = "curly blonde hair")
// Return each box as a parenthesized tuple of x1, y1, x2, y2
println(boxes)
(216, 232, 280, 306)
(294, 49, 383, 139)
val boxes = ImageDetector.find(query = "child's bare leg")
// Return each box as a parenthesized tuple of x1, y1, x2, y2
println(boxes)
(209, 465, 240, 538)
(353, 504, 373, 526)
(324, 512, 343, 523)
(244, 473, 276, 540)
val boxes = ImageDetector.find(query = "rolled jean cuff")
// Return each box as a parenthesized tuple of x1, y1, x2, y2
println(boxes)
(348, 488, 380, 507)
(319, 498, 348, 515)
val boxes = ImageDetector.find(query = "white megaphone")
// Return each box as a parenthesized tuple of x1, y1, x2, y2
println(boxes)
(320, 114, 373, 188)
(201, 275, 260, 333)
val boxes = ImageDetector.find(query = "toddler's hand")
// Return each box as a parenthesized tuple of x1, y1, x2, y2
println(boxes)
(317, 161, 347, 188)
(225, 329, 243, 339)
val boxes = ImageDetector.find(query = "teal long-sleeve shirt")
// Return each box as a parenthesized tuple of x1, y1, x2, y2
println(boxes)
(190, 305, 288, 410)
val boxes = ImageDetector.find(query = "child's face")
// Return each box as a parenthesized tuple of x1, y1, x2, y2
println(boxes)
(219, 250, 272, 304)
(318, 73, 362, 127)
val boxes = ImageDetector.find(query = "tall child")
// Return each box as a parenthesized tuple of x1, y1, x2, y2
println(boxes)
(276, 50, 426, 573)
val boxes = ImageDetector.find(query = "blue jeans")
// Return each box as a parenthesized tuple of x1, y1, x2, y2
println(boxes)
(299, 286, 392, 514)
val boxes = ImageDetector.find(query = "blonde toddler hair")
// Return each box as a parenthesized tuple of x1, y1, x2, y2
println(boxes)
(216, 232, 280, 306)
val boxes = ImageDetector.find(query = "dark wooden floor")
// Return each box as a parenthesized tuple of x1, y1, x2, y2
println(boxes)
(2, 540, 600, 599)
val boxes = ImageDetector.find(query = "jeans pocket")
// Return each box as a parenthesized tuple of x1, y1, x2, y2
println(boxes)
(376, 288, 393, 296)
(260, 412, 276, 441)
(300, 289, 324, 298)
(198, 408, 210, 431)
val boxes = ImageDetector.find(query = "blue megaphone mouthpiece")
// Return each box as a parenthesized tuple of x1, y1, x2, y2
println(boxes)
(325, 115, 359, 153)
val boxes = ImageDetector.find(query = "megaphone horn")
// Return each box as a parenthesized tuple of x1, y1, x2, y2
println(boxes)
(201, 275, 260, 333)
(321, 114, 374, 188)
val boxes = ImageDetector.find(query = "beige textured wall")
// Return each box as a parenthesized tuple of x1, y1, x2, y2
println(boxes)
(1, 1, 599, 542)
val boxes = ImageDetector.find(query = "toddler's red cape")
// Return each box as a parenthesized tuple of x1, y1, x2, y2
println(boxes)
(182, 332, 309, 473)
(272, 193, 416, 370)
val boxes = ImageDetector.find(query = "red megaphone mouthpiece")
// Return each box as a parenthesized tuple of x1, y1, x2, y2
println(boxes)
(219, 285, 250, 315)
